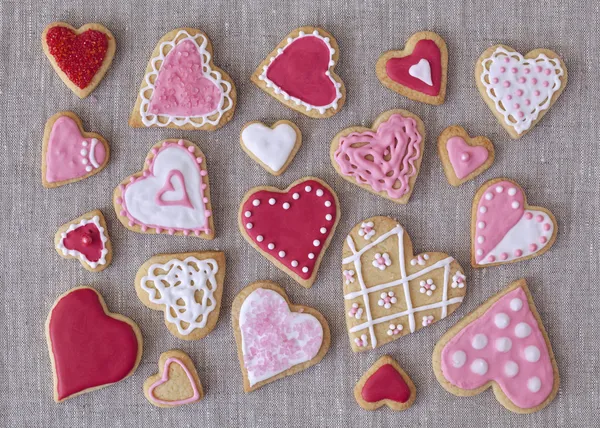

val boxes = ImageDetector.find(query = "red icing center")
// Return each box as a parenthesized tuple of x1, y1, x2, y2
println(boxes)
(46, 26, 108, 89)
(48, 288, 139, 401)
(266, 36, 337, 107)
(62, 223, 103, 262)
(361, 364, 411, 403)
(240, 179, 337, 279)
(385, 39, 442, 96)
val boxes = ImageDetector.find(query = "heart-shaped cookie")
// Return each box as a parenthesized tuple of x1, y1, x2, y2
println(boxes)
(342, 216, 466, 352)
(354, 355, 416, 411)
(42, 22, 116, 98)
(438, 125, 495, 186)
(42, 112, 110, 188)
(143, 350, 204, 407)
(46, 287, 143, 402)
(113, 139, 214, 239)
(240, 120, 302, 176)
(238, 177, 340, 288)
(330, 109, 425, 204)
(376, 31, 448, 105)
(54, 210, 112, 272)
(433, 279, 559, 413)
(130, 28, 236, 131)
(232, 281, 330, 392)
(251, 27, 346, 118)
(471, 178, 557, 267)
(476, 45, 567, 139)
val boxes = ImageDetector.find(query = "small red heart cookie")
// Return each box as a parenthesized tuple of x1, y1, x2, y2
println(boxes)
(376, 31, 448, 105)
(46, 287, 143, 402)
(354, 355, 416, 411)
(251, 27, 346, 118)
(438, 125, 495, 186)
(42, 22, 116, 98)
(238, 177, 340, 288)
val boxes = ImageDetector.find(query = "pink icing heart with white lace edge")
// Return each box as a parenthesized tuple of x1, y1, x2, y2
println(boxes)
(232, 281, 330, 392)
(113, 139, 214, 239)
(42, 112, 109, 188)
(471, 179, 557, 267)
(433, 279, 559, 413)
(476, 45, 567, 139)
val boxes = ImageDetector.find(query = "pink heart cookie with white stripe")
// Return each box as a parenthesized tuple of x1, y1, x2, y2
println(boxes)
(471, 178, 557, 267)
(433, 279, 559, 413)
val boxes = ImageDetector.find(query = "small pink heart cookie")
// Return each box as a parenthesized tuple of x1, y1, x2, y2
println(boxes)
(42, 112, 110, 188)
(471, 178, 557, 267)
(438, 125, 495, 186)
(433, 279, 559, 413)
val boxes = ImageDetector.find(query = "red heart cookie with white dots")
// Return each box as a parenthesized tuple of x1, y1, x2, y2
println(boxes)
(238, 177, 340, 288)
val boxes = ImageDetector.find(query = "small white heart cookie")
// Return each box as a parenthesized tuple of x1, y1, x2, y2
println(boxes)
(240, 120, 302, 176)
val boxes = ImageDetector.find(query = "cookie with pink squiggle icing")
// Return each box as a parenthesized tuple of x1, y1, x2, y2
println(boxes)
(330, 109, 425, 204)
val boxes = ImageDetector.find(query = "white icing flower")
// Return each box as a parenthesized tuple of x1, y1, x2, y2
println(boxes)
(377, 291, 397, 309)
(422, 315, 434, 327)
(451, 271, 466, 289)
(387, 323, 403, 336)
(410, 253, 429, 266)
(354, 334, 368, 347)
(347, 302, 363, 320)
(358, 222, 376, 240)
(419, 279, 437, 296)
(343, 269, 355, 285)
(372, 253, 392, 270)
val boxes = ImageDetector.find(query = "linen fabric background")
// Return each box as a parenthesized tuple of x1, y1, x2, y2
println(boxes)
(1, 0, 598, 427)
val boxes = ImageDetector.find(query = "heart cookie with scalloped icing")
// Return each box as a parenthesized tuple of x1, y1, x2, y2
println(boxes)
(476, 45, 567, 139)
(342, 216, 466, 352)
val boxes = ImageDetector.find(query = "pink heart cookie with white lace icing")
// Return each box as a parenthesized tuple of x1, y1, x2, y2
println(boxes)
(42, 112, 110, 188)
(232, 281, 330, 392)
(433, 279, 559, 413)
(476, 45, 567, 139)
(113, 139, 214, 239)
(471, 178, 557, 267)
(130, 28, 236, 131)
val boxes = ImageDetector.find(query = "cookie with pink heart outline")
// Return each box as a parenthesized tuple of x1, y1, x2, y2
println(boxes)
(471, 178, 557, 267)
(232, 281, 330, 392)
(42, 111, 110, 188)
(113, 139, 214, 239)
(129, 28, 236, 131)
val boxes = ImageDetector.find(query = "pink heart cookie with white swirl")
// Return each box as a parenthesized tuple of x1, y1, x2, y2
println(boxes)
(471, 178, 557, 267)
(433, 279, 559, 414)
(476, 45, 567, 139)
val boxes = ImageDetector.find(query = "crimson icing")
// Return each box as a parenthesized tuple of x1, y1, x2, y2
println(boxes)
(386, 39, 442, 96)
(48, 288, 139, 401)
(62, 222, 104, 263)
(361, 364, 411, 403)
(240, 180, 337, 280)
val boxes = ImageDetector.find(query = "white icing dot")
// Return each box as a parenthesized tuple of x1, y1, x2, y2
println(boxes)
(85, 166, 92, 172)
(515, 322, 531, 338)
(504, 361, 519, 378)
(244, 211, 251, 218)
(326, 214, 333, 221)
(246, 223, 253, 229)
(472, 334, 488, 350)
(527, 376, 541, 393)
(524, 345, 541, 362)
(479, 206, 487, 214)
(508, 187, 517, 196)
(320, 227, 327, 234)
(316, 189, 324, 196)
(496, 186, 504, 193)
(512, 201, 520, 209)
(510, 298, 523, 311)
(291, 260, 298, 267)
(269, 198, 276, 205)
(485, 192, 494, 200)
(313, 240, 320, 247)
(283, 202, 290, 210)
(305, 186, 312, 192)
(253, 199, 260, 206)
(494, 313, 510, 329)
(470, 359, 488, 376)
(476, 249, 483, 256)
(496, 337, 512, 353)
(302, 266, 309, 273)
(278, 251, 286, 258)
(81, 158, 88, 165)
(256, 235, 264, 242)
(80, 149, 88, 156)
(478, 221, 486, 229)
(477, 236, 485, 244)
(268, 243, 275, 250)
(324, 201, 332, 207)
(308, 253, 315, 259)
(82, 141, 88, 147)
(452, 350, 467, 368)
(293, 193, 300, 200)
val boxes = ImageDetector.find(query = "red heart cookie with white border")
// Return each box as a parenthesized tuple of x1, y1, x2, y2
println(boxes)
(238, 177, 340, 288)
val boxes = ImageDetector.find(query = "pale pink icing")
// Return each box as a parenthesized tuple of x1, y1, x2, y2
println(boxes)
(333, 114, 422, 199)
(148, 357, 200, 406)
(446, 137, 489, 179)
(440, 287, 554, 409)
(148, 39, 222, 117)
(46, 116, 106, 183)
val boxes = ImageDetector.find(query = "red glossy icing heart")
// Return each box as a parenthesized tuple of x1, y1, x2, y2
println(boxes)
(47, 288, 140, 401)
(62, 222, 104, 263)
(362, 364, 411, 403)
(386, 39, 442, 96)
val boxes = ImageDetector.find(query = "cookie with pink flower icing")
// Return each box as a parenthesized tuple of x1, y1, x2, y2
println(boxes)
(476, 45, 567, 139)
(232, 281, 330, 392)
(433, 279, 559, 413)
(129, 28, 236, 131)
(471, 178, 557, 267)
(143, 350, 204, 408)
(438, 125, 495, 186)
(113, 139, 214, 239)
(42, 112, 110, 188)
(330, 109, 425, 204)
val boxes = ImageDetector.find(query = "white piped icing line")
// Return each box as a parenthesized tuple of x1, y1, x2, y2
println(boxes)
(56, 216, 108, 268)
(258, 30, 343, 115)
(139, 30, 234, 128)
